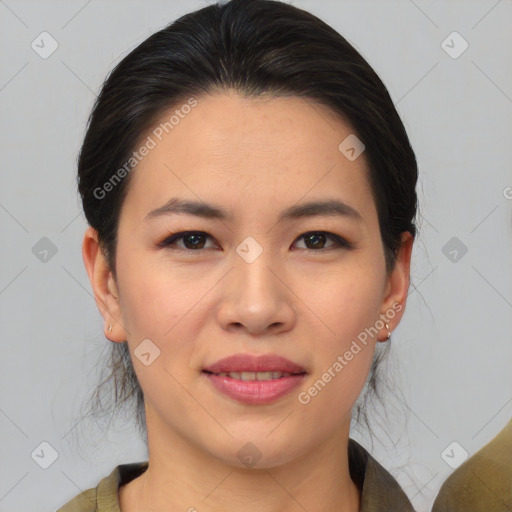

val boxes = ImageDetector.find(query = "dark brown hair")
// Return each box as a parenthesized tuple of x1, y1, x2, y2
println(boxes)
(77, 0, 418, 440)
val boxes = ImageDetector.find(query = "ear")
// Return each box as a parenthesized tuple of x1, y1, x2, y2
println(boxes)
(82, 226, 127, 343)
(378, 231, 414, 341)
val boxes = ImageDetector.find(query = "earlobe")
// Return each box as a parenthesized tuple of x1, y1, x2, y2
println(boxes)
(82, 227, 126, 342)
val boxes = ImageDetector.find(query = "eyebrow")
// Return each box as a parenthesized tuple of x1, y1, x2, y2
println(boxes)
(144, 197, 363, 223)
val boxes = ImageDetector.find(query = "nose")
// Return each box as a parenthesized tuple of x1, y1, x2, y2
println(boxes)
(216, 248, 295, 336)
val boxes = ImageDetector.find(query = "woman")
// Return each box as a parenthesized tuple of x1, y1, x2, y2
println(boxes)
(58, 0, 418, 510)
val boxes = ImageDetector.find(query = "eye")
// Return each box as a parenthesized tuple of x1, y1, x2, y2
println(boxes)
(158, 230, 353, 252)
(158, 231, 218, 251)
(292, 231, 353, 251)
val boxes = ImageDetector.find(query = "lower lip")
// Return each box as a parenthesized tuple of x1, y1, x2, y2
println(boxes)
(203, 372, 306, 404)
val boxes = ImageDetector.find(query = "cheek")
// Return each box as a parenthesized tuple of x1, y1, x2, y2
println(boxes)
(302, 260, 384, 346)
(300, 261, 383, 396)
(116, 247, 190, 335)
(116, 253, 209, 378)
(297, 350, 373, 436)
(297, 273, 380, 421)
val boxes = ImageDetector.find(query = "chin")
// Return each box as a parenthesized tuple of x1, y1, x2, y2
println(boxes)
(203, 430, 305, 470)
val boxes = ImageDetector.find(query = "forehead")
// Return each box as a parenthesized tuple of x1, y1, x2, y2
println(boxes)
(121, 91, 376, 224)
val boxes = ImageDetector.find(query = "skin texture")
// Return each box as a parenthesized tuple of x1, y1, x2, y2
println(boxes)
(82, 90, 413, 512)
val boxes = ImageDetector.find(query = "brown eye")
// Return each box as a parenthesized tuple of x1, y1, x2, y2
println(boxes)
(293, 231, 353, 251)
(159, 231, 217, 251)
(159, 230, 352, 252)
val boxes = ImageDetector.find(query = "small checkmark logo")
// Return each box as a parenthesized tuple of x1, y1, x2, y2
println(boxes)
(31, 31, 58, 59)
(441, 31, 468, 59)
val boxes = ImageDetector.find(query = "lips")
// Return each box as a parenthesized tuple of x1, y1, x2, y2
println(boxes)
(202, 354, 307, 404)
(202, 353, 307, 375)
(212, 371, 295, 381)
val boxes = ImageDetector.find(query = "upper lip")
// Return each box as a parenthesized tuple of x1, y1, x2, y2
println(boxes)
(203, 354, 307, 374)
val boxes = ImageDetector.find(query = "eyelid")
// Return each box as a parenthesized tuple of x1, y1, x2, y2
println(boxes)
(158, 230, 354, 251)
(157, 230, 217, 250)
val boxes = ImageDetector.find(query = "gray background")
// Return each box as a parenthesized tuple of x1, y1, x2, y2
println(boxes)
(1, 1, 511, 511)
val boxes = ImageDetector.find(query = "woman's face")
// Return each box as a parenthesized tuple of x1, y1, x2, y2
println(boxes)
(84, 90, 412, 467)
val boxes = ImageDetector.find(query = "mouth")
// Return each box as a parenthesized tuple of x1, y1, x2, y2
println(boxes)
(202, 370, 305, 381)
(202, 352, 307, 375)
(202, 353, 307, 404)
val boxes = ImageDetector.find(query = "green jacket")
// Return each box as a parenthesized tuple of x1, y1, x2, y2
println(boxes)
(431, 418, 512, 512)
(57, 438, 416, 511)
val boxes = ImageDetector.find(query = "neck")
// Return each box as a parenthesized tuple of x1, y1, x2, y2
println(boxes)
(120, 410, 360, 512)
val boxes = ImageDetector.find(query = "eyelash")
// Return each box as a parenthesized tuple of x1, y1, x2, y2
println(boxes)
(158, 230, 353, 252)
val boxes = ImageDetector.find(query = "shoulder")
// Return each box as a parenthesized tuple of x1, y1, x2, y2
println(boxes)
(432, 419, 512, 512)
(348, 438, 415, 512)
(57, 487, 98, 512)
(56, 462, 149, 512)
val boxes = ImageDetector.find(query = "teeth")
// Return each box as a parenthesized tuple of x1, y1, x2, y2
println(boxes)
(216, 371, 293, 380)
(255, 372, 273, 381)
